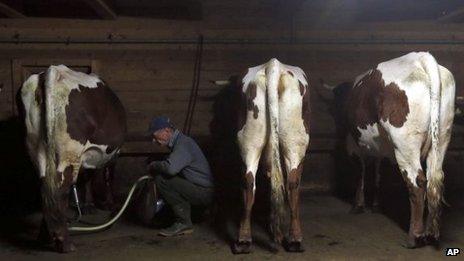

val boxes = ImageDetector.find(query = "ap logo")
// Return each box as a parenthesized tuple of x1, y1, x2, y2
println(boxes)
(446, 248, 460, 256)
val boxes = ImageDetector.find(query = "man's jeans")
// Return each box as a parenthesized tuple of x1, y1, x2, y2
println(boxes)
(154, 174, 214, 223)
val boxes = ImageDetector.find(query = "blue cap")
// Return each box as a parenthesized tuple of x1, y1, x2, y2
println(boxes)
(148, 116, 173, 133)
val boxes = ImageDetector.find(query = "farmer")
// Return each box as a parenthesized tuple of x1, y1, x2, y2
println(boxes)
(146, 116, 214, 236)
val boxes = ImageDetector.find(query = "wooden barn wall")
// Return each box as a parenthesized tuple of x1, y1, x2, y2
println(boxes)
(0, 12, 464, 194)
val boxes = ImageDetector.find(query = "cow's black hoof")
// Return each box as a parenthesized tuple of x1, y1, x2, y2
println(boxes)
(284, 240, 305, 253)
(232, 241, 252, 254)
(403, 236, 425, 249)
(349, 206, 365, 214)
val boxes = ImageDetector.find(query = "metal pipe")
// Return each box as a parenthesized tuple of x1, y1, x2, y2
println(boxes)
(72, 185, 82, 222)
(187, 35, 203, 134)
(183, 35, 203, 134)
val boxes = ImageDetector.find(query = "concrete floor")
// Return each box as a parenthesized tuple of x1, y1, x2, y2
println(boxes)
(0, 192, 463, 261)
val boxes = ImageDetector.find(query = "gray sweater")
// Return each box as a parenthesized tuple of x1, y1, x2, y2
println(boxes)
(151, 130, 214, 188)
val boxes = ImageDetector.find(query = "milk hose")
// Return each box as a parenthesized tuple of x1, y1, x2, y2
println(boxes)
(69, 175, 154, 232)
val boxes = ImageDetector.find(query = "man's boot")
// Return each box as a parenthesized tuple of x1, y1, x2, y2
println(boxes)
(158, 204, 193, 237)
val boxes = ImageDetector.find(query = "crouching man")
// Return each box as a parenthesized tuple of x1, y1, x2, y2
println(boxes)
(146, 116, 214, 236)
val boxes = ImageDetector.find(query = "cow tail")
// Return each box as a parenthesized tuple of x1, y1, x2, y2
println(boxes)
(265, 59, 287, 243)
(43, 66, 60, 202)
(422, 53, 443, 236)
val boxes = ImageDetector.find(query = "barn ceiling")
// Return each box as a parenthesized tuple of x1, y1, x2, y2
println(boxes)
(0, 0, 463, 23)
(0, 0, 202, 20)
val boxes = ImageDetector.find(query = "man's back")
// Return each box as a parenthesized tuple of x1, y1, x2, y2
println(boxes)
(171, 132, 214, 188)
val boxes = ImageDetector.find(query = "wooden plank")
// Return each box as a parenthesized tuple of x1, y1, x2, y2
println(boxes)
(121, 132, 464, 155)
(123, 104, 213, 117)
(438, 7, 464, 23)
(99, 59, 196, 72)
(11, 59, 21, 116)
(82, 0, 117, 20)
(0, 60, 12, 117)
(110, 81, 194, 92)
(0, 1, 25, 18)
(116, 89, 216, 103)
(121, 141, 168, 154)
(103, 70, 195, 83)
(120, 137, 339, 155)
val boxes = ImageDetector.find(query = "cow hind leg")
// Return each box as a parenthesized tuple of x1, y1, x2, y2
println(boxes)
(83, 177, 97, 214)
(277, 72, 309, 252)
(233, 133, 266, 254)
(79, 169, 97, 215)
(351, 155, 366, 214)
(233, 169, 257, 254)
(283, 158, 305, 253)
(102, 165, 116, 212)
(279, 132, 307, 252)
(394, 148, 426, 249)
(425, 132, 450, 246)
(425, 75, 454, 246)
(41, 165, 76, 253)
(233, 130, 266, 254)
(371, 159, 382, 213)
(233, 141, 264, 254)
(233, 78, 267, 254)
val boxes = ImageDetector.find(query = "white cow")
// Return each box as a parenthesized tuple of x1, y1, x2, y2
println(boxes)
(215, 58, 310, 253)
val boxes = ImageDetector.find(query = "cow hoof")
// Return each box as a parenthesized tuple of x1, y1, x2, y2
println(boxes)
(284, 240, 305, 253)
(349, 206, 365, 214)
(232, 241, 252, 254)
(403, 236, 425, 249)
(56, 240, 76, 253)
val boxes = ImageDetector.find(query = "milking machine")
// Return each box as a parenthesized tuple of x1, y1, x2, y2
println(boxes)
(68, 175, 163, 232)
(72, 185, 83, 222)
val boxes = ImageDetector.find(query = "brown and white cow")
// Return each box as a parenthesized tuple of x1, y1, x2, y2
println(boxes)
(321, 52, 455, 248)
(215, 58, 310, 253)
(20, 65, 126, 252)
